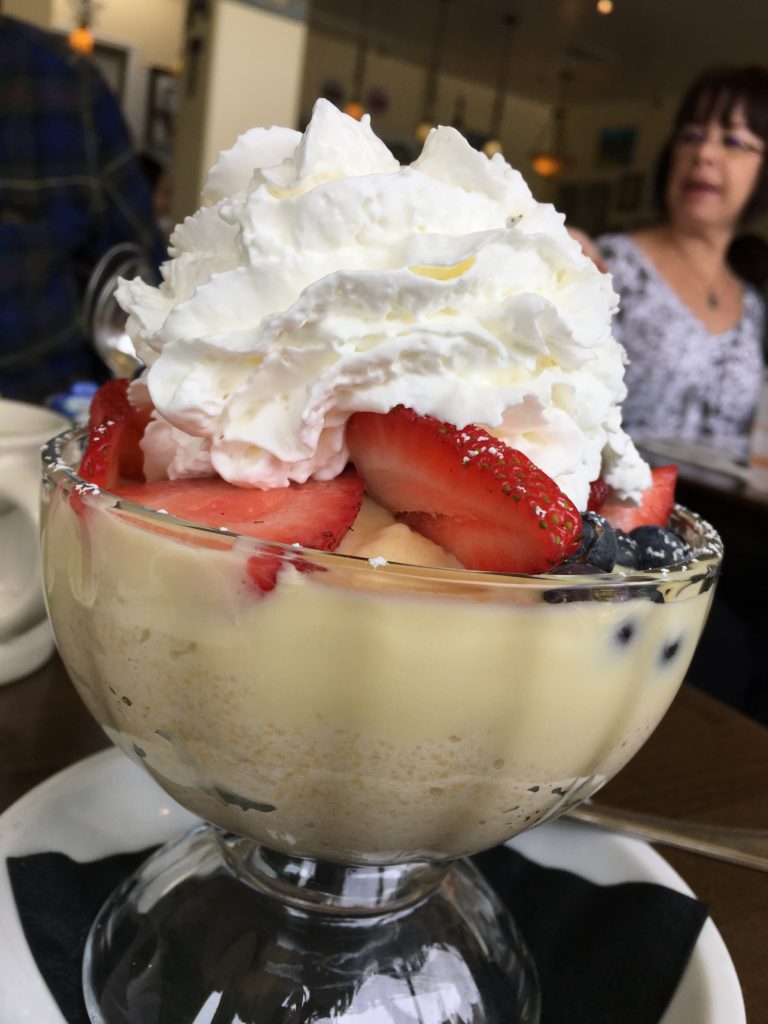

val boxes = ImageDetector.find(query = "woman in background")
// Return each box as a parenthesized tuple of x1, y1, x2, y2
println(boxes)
(573, 66, 768, 724)
(577, 65, 768, 462)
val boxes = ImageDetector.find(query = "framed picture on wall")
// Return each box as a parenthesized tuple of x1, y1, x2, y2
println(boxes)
(596, 126, 637, 169)
(145, 67, 178, 161)
(92, 41, 129, 102)
(616, 172, 645, 212)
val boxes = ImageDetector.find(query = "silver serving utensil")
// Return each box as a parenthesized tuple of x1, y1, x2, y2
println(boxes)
(93, 328, 143, 379)
(83, 243, 153, 378)
(566, 802, 768, 872)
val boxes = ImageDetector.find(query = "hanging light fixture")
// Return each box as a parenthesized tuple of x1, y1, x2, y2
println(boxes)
(596, 0, 614, 13)
(68, 25, 94, 54)
(68, 0, 96, 54)
(482, 14, 518, 158)
(415, 0, 452, 144)
(343, 0, 373, 121)
(530, 69, 572, 178)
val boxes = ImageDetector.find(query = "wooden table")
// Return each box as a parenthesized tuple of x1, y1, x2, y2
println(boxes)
(2, 654, 767, 1022)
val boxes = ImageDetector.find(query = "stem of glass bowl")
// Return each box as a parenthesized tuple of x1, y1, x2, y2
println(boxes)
(83, 824, 541, 1024)
(217, 833, 451, 914)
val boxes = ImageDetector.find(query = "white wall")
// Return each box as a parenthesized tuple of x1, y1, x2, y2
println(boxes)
(49, 0, 185, 68)
(5, 0, 53, 27)
(204, 1, 307, 172)
(172, 0, 308, 219)
(23, 0, 188, 146)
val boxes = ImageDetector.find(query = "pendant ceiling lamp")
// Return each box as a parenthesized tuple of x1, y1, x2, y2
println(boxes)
(68, 0, 96, 54)
(530, 69, 572, 178)
(482, 14, 518, 158)
(343, 0, 373, 121)
(415, 0, 452, 144)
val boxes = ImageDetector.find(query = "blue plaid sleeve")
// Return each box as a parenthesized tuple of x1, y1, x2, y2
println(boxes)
(0, 18, 165, 401)
(80, 62, 167, 271)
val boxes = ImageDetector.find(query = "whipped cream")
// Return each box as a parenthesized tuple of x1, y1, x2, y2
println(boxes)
(118, 98, 650, 510)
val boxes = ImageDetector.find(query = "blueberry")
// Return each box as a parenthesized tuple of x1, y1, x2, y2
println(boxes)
(663, 639, 681, 661)
(630, 525, 692, 570)
(615, 530, 638, 569)
(659, 636, 684, 666)
(562, 512, 619, 572)
(615, 620, 636, 646)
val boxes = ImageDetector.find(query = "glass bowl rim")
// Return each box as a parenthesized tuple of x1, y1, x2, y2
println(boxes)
(41, 426, 723, 592)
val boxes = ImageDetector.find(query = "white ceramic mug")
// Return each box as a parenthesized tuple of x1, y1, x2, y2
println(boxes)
(0, 399, 70, 685)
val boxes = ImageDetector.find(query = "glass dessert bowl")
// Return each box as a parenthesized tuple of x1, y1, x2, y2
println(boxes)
(42, 428, 722, 1024)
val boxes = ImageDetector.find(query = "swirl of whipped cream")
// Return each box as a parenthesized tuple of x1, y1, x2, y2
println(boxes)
(118, 98, 650, 510)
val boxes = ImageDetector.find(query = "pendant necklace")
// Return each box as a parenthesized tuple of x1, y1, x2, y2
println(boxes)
(666, 235, 722, 310)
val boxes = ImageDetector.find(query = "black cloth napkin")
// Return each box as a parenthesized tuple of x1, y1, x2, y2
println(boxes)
(7, 842, 708, 1024)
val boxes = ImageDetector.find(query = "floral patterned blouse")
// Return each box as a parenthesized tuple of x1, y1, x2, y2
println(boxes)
(596, 233, 765, 461)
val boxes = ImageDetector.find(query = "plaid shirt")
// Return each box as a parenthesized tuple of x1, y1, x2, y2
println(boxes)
(0, 17, 166, 402)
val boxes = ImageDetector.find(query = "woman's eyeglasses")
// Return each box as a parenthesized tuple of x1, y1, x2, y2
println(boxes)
(675, 124, 765, 156)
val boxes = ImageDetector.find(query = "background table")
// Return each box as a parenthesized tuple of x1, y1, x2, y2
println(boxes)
(1, 654, 767, 1022)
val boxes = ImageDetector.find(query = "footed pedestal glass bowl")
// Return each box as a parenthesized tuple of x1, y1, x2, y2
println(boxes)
(41, 429, 722, 1024)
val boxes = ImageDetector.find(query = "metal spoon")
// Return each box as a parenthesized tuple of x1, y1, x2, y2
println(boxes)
(93, 328, 143, 379)
(566, 802, 768, 872)
(83, 242, 151, 378)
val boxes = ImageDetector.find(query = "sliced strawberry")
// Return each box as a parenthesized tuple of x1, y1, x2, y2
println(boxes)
(346, 406, 582, 574)
(87, 378, 131, 431)
(601, 465, 678, 531)
(80, 379, 152, 488)
(587, 477, 611, 513)
(113, 475, 364, 591)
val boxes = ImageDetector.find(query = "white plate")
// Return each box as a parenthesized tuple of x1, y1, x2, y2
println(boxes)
(0, 748, 745, 1024)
